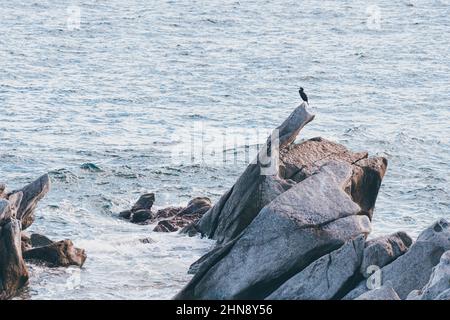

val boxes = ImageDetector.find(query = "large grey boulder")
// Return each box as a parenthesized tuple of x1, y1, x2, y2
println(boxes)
(406, 250, 450, 300)
(360, 231, 412, 277)
(194, 104, 387, 245)
(7, 174, 50, 230)
(354, 283, 401, 300)
(0, 184, 6, 198)
(435, 288, 450, 300)
(267, 235, 365, 300)
(195, 103, 315, 244)
(1, 174, 85, 300)
(344, 219, 450, 300)
(175, 161, 372, 300)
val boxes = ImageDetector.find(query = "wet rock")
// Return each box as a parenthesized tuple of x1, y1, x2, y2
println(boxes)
(354, 283, 401, 300)
(131, 193, 155, 212)
(279, 137, 368, 182)
(195, 103, 315, 244)
(155, 206, 183, 219)
(194, 104, 387, 245)
(30, 233, 54, 248)
(7, 174, 51, 230)
(360, 231, 412, 277)
(406, 250, 450, 300)
(130, 209, 154, 224)
(153, 220, 179, 232)
(120, 193, 157, 223)
(0, 200, 14, 225)
(119, 210, 132, 219)
(155, 198, 212, 233)
(267, 235, 366, 300)
(344, 219, 450, 300)
(435, 288, 450, 300)
(175, 161, 372, 300)
(23, 239, 87, 267)
(0, 194, 23, 225)
(0, 219, 29, 300)
(139, 237, 155, 244)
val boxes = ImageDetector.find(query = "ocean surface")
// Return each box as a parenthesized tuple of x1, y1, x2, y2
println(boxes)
(0, 0, 449, 299)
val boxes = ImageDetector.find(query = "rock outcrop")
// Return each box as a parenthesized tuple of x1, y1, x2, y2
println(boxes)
(176, 161, 375, 299)
(119, 194, 212, 233)
(0, 219, 28, 300)
(0, 175, 86, 300)
(354, 283, 401, 300)
(192, 104, 387, 246)
(174, 104, 390, 300)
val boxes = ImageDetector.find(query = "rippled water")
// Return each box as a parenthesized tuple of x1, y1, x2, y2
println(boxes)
(0, 0, 449, 299)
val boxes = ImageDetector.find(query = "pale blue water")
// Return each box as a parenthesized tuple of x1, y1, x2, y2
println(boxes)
(0, 0, 449, 299)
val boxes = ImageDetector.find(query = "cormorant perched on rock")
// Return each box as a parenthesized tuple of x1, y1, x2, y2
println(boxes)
(299, 87, 308, 104)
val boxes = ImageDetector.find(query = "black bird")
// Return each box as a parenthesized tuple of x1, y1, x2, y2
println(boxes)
(299, 87, 308, 104)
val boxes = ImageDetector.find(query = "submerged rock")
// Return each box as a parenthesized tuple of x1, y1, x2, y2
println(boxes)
(360, 231, 412, 277)
(344, 219, 450, 300)
(23, 239, 87, 267)
(267, 235, 366, 300)
(175, 161, 373, 299)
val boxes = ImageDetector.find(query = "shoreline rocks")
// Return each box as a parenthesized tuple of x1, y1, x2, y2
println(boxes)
(0, 174, 86, 300)
(173, 103, 450, 301)
(343, 218, 450, 300)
